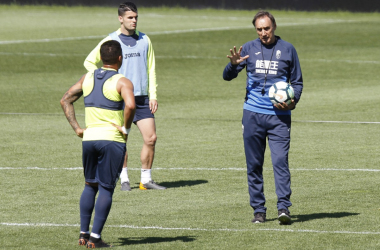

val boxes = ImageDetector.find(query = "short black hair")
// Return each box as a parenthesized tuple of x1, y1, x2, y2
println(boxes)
(252, 11, 276, 27)
(118, 2, 138, 16)
(100, 40, 122, 65)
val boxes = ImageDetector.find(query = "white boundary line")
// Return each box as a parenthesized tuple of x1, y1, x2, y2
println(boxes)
(1, 52, 378, 65)
(0, 112, 84, 116)
(0, 52, 378, 65)
(0, 52, 88, 57)
(294, 120, 380, 124)
(0, 19, 353, 45)
(1, 167, 380, 172)
(1, 222, 379, 235)
(0, 35, 105, 45)
(0, 112, 379, 124)
(302, 58, 380, 64)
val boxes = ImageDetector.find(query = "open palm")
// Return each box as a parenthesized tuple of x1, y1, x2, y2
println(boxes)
(227, 46, 249, 65)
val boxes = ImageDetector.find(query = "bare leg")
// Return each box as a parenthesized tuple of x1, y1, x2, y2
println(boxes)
(136, 118, 165, 190)
(120, 118, 156, 190)
(136, 118, 157, 170)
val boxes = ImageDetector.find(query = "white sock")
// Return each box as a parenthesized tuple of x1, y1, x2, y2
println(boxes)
(141, 169, 152, 184)
(80, 231, 90, 234)
(120, 168, 129, 183)
(90, 233, 101, 239)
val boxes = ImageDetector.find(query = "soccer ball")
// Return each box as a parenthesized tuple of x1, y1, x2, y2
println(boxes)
(268, 81, 294, 105)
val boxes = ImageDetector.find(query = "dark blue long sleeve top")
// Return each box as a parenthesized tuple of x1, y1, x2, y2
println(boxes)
(223, 36, 303, 115)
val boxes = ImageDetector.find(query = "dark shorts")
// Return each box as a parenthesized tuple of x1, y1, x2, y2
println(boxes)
(133, 96, 154, 124)
(82, 140, 126, 189)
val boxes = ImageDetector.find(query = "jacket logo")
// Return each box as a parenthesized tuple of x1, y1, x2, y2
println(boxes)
(255, 60, 278, 75)
(276, 50, 281, 59)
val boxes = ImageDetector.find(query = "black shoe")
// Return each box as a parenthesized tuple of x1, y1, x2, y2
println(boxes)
(278, 209, 291, 225)
(78, 233, 90, 246)
(252, 212, 266, 223)
(86, 236, 112, 248)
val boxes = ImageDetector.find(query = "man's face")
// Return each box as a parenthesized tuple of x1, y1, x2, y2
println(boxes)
(119, 11, 138, 34)
(255, 16, 276, 45)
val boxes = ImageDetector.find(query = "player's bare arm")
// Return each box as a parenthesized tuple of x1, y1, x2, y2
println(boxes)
(60, 75, 86, 138)
(227, 46, 250, 65)
(149, 99, 158, 114)
(113, 77, 136, 137)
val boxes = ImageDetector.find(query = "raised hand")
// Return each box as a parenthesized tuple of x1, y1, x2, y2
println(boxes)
(227, 46, 249, 65)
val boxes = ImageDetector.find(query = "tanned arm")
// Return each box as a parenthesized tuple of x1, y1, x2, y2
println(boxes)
(112, 77, 136, 137)
(119, 77, 136, 130)
(60, 74, 86, 138)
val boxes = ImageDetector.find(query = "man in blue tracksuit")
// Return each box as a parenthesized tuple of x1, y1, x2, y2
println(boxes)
(223, 11, 303, 225)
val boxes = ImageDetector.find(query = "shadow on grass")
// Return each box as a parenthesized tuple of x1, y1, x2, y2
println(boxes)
(117, 236, 196, 246)
(159, 180, 208, 188)
(292, 212, 360, 223)
(133, 180, 208, 189)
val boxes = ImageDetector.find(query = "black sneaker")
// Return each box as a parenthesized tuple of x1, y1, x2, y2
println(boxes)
(78, 233, 90, 246)
(278, 209, 291, 225)
(252, 212, 266, 223)
(86, 236, 112, 248)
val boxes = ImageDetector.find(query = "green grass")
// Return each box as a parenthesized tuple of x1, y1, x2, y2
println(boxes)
(1, 4, 380, 249)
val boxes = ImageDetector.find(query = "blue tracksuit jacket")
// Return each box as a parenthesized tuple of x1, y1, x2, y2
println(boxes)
(223, 36, 303, 115)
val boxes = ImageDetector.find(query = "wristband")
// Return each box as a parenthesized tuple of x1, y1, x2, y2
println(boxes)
(121, 126, 131, 135)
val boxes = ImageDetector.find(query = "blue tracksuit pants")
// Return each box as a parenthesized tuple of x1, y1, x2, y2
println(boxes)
(242, 109, 292, 214)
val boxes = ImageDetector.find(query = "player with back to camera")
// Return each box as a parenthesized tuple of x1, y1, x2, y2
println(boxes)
(61, 40, 135, 248)
(223, 10, 303, 225)
(84, 1, 166, 191)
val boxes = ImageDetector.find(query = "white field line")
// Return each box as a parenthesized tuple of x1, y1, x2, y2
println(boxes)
(301, 58, 380, 64)
(0, 52, 379, 66)
(0, 52, 378, 65)
(155, 57, 380, 64)
(3, 52, 379, 65)
(0, 35, 105, 45)
(0, 222, 379, 235)
(1, 167, 380, 172)
(0, 112, 379, 124)
(0, 52, 88, 57)
(0, 19, 352, 45)
(143, 14, 348, 22)
(0, 112, 83, 116)
(294, 120, 380, 124)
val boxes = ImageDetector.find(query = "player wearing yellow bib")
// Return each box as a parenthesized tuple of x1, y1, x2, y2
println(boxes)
(82, 69, 127, 143)
(84, 1, 165, 191)
(61, 40, 135, 248)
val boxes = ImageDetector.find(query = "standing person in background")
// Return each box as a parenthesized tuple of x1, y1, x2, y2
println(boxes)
(223, 11, 303, 225)
(84, 2, 166, 191)
(61, 40, 135, 247)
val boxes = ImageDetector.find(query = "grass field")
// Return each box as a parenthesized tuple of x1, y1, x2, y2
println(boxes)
(0, 4, 380, 249)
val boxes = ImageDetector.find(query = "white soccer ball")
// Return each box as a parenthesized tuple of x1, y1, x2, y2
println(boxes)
(268, 81, 294, 105)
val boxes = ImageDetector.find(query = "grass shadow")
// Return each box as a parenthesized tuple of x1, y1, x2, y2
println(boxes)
(292, 212, 360, 223)
(117, 236, 197, 246)
(257, 212, 360, 226)
(133, 180, 208, 189)
(158, 180, 208, 188)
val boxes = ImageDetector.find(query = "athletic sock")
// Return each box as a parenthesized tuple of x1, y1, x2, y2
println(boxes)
(120, 167, 129, 183)
(91, 185, 114, 236)
(80, 184, 98, 233)
(141, 169, 152, 184)
(90, 233, 101, 239)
